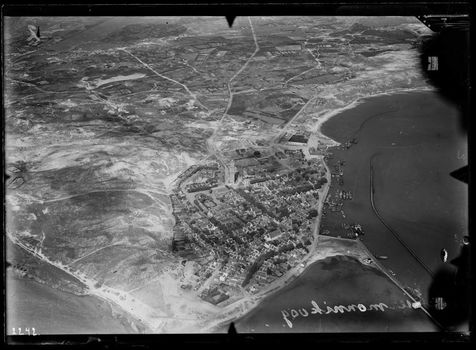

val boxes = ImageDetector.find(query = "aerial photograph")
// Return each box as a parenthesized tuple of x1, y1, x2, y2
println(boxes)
(4, 16, 468, 335)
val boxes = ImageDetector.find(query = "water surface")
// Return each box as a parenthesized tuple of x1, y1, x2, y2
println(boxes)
(321, 91, 467, 300)
(236, 255, 435, 332)
(7, 273, 137, 334)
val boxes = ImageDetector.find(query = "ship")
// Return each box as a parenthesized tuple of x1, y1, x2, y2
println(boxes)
(351, 223, 364, 236)
(441, 248, 448, 263)
(376, 255, 388, 260)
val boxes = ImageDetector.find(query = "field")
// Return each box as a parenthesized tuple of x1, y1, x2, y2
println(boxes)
(4, 16, 444, 333)
(228, 89, 307, 125)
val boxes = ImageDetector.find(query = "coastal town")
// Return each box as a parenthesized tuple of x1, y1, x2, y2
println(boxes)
(5, 16, 451, 334)
(170, 146, 329, 305)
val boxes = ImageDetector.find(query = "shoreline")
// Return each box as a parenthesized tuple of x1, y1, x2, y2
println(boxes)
(207, 86, 438, 332)
(204, 163, 334, 331)
(7, 234, 156, 333)
(208, 250, 368, 333)
(310, 88, 461, 329)
(8, 87, 440, 334)
(211, 245, 397, 333)
(313, 86, 435, 138)
(6, 272, 142, 334)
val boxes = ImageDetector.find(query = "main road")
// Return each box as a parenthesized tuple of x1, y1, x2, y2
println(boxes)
(208, 16, 260, 156)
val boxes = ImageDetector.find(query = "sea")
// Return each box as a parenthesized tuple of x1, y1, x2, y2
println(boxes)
(6, 273, 137, 335)
(236, 255, 436, 332)
(320, 90, 467, 300)
(6, 91, 467, 334)
(236, 90, 467, 333)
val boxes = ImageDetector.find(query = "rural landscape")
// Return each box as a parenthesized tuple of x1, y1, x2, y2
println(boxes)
(5, 16, 467, 334)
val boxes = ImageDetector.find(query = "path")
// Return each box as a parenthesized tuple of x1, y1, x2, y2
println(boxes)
(208, 17, 260, 154)
(67, 242, 124, 265)
(271, 96, 317, 144)
(118, 48, 209, 111)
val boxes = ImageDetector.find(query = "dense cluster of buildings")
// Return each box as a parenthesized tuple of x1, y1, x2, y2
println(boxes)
(169, 149, 328, 304)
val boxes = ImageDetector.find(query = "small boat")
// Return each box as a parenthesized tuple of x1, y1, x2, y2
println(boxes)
(441, 248, 448, 263)
(411, 301, 422, 309)
(463, 235, 470, 246)
(377, 255, 388, 260)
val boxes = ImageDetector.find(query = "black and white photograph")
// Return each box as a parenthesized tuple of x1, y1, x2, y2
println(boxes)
(3, 6, 470, 339)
